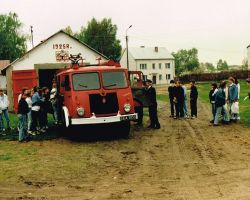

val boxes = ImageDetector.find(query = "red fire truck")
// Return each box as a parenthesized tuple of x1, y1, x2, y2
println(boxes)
(56, 54, 137, 136)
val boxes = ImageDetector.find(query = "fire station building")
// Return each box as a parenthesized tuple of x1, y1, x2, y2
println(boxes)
(1, 30, 108, 111)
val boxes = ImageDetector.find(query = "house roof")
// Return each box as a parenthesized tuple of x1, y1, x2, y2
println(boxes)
(1, 30, 109, 75)
(129, 47, 174, 60)
(0, 60, 10, 71)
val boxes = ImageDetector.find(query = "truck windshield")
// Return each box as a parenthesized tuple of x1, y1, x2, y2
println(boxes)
(72, 72, 100, 91)
(102, 71, 128, 89)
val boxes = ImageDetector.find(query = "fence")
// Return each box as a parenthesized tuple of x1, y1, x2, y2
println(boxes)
(179, 70, 250, 82)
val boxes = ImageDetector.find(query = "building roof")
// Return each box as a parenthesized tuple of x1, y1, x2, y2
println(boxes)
(129, 47, 174, 60)
(1, 30, 109, 75)
(0, 60, 10, 71)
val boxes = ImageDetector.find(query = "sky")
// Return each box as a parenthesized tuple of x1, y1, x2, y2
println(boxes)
(1, 0, 250, 65)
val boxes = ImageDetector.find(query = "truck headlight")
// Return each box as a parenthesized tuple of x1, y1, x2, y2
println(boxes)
(77, 107, 85, 116)
(124, 104, 131, 113)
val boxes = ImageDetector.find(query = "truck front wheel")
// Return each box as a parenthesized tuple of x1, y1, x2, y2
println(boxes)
(117, 121, 131, 138)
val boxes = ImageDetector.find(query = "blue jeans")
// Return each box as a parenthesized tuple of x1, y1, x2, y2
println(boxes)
(211, 103, 216, 120)
(214, 105, 230, 125)
(18, 114, 27, 141)
(27, 110, 32, 131)
(52, 103, 59, 123)
(183, 99, 188, 116)
(0, 109, 10, 131)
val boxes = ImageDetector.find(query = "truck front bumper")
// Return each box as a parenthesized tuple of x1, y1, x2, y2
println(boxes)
(70, 113, 138, 125)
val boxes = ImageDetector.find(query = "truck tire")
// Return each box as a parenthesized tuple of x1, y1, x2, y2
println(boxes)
(118, 121, 131, 138)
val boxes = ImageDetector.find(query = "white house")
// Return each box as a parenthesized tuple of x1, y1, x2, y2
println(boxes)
(120, 46, 175, 84)
(1, 30, 108, 111)
(247, 45, 250, 69)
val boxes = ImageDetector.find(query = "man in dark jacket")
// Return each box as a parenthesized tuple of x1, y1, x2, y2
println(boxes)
(174, 81, 185, 119)
(168, 80, 176, 117)
(190, 80, 198, 119)
(145, 80, 160, 129)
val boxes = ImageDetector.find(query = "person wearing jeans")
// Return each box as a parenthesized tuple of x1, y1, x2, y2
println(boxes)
(17, 94, 29, 142)
(214, 81, 230, 126)
(180, 81, 188, 118)
(209, 83, 218, 123)
(30, 86, 44, 134)
(0, 89, 10, 132)
(228, 77, 239, 121)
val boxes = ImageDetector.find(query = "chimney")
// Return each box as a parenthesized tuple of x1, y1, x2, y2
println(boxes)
(154, 47, 158, 52)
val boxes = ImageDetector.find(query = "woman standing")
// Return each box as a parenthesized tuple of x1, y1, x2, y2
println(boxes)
(214, 81, 230, 126)
(17, 93, 30, 142)
(234, 77, 240, 120)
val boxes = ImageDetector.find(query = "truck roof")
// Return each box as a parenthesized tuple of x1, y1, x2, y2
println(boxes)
(57, 65, 127, 76)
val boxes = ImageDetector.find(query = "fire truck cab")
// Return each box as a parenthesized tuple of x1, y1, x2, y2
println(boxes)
(56, 54, 137, 135)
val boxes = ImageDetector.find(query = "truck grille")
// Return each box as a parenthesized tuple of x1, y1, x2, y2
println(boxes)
(89, 93, 119, 115)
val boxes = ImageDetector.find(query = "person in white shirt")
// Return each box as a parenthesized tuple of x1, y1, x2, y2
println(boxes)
(25, 90, 33, 132)
(234, 77, 240, 120)
(0, 89, 10, 132)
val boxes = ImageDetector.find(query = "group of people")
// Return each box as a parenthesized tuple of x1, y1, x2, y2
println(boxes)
(168, 80, 198, 119)
(17, 82, 61, 142)
(209, 77, 248, 126)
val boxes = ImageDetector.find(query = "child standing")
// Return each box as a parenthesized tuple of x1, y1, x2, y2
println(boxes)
(190, 80, 198, 119)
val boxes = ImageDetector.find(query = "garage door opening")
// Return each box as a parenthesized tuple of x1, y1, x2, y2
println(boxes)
(38, 69, 58, 89)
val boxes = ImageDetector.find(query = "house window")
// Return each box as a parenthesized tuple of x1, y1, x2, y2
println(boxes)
(166, 74, 171, 80)
(143, 75, 147, 80)
(152, 63, 155, 69)
(159, 63, 162, 69)
(165, 63, 170, 69)
(159, 74, 162, 80)
(140, 64, 147, 70)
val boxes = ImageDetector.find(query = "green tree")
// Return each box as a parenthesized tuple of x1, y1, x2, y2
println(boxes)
(63, 26, 74, 36)
(75, 18, 122, 60)
(205, 62, 216, 72)
(172, 48, 199, 76)
(0, 12, 28, 61)
(242, 58, 248, 70)
(217, 59, 229, 71)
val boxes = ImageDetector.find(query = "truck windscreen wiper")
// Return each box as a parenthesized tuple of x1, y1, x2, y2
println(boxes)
(78, 84, 88, 88)
(105, 83, 117, 88)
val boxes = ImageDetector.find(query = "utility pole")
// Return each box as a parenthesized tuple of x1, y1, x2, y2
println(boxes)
(30, 26, 34, 48)
(126, 25, 132, 70)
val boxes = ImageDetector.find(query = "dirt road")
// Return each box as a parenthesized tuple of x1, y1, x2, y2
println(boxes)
(1, 100, 250, 200)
